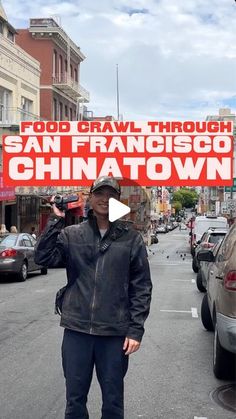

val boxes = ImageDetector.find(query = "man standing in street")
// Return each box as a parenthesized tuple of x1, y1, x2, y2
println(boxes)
(35, 176, 152, 419)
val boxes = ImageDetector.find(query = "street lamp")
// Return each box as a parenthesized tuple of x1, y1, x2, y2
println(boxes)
(116, 64, 120, 121)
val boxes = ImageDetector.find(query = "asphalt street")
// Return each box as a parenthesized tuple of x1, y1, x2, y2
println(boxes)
(0, 228, 235, 419)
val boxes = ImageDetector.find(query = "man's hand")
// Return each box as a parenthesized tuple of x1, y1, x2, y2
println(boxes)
(123, 337, 140, 355)
(51, 197, 65, 218)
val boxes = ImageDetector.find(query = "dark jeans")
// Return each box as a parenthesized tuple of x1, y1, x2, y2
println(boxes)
(62, 329, 129, 419)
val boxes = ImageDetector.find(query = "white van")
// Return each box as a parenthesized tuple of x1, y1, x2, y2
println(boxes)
(191, 215, 228, 254)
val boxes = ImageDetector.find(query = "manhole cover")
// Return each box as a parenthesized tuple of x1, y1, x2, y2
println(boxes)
(210, 384, 236, 413)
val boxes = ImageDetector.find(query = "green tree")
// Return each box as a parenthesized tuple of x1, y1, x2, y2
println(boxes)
(172, 188, 198, 209)
(172, 191, 184, 204)
(172, 201, 182, 214)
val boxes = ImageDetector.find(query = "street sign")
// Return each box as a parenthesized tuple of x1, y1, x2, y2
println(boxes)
(227, 199, 236, 211)
(225, 178, 236, 193)
(225, 186, 236, 192)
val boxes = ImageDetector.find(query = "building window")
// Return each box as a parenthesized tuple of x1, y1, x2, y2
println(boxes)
(7, 30, 14, 42)
(0, 88, 4, 122)
(21, 97, 33, 120)
(0, 22, 3, 34)
(65, 60, 68, 79)
(59, 55, 63, 82)
(19, 196, 37, 223)
(53, 50, 57, 79)
(69, 108, 72, 121)
(70, 64, 73, 78)
(74, 68, 78, 82)
(65, 105, 68, 119)
(59, 102, 63, 120)
(53, 98, 57, 120)
(0, 87, 12, 123)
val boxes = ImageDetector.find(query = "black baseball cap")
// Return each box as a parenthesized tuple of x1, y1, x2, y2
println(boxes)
(90, 176, 121, 194)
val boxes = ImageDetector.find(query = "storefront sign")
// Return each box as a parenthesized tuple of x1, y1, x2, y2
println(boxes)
(225, 178, 236, 192)
(0, 173, 15, 201)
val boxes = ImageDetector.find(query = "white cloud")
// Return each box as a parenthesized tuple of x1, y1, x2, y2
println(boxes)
(3, 0, 236, 120)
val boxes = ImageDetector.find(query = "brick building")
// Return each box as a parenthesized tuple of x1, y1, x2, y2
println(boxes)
(16, 17, 90, 122)
(13, 17, 90, 232)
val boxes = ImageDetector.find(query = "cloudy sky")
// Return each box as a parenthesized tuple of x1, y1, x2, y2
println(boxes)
(3, 0, 236, 120)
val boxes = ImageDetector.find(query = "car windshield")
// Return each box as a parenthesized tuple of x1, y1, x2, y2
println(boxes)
(209, 233, 226, 244)
(0, 234, 17, 247)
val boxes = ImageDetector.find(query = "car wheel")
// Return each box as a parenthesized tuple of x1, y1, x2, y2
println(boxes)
(213, 325, 235, 380)
(196, 270, 206, 292)
(201, 294, 214, 331)
(41, 267, 48, 275)
(192, 256, 198, 273)
(18, 261, 28, 282)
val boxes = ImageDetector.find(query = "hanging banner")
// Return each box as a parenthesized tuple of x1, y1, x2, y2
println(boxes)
(0, 172, 16, 201)
(2, 120, 234, 187)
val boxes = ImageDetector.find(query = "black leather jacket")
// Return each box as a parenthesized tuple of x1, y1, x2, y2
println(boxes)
(35, 214, 152, 342)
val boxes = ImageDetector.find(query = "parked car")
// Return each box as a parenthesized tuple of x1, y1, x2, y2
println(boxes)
(156, 225, 167, 233)
(198, 222, 236, 379)
(0, 233, 47, 281)
(190, 215, 228, 256)
(150, 232, 159, 244)
(192, 227, 228, 277)
(196, 240, 224, 293)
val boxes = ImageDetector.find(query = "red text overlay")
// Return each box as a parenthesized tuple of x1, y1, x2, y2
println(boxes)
(2, 120, 234, 186)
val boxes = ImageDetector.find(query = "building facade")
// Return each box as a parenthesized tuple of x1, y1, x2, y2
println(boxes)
(12, 17, 90, 232)
(0, 2, 41, 229)
(0, 7, 90, 232)
(16, 18, 89, 122)
(201, 108, 236, 221)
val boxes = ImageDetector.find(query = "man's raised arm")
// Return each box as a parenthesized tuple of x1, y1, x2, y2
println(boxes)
(34, 205, 67, 268)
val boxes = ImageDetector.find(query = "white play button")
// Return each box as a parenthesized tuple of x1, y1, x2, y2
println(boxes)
(109, 198, 130, 222)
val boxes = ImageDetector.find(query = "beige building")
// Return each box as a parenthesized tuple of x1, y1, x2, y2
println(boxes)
(200, 108, 236, 220)
(0, 1, 41, 228)
(0, 4, 40, 127)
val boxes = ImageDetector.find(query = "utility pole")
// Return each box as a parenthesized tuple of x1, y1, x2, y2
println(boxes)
(230, 186, 233, 224)
(228, 185, 235, 226)
(116, 64, 120, 120)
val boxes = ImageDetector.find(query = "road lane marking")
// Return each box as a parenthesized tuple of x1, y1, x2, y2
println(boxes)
(191, 307, 198, 318)
(172, 279, 194, 282)
(160, 309, 192, 313)
(155, 263, 190, 266)
(160, 308, 198, 318)
(194, 417, 207, 419)
(191, 278, 196, 283)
